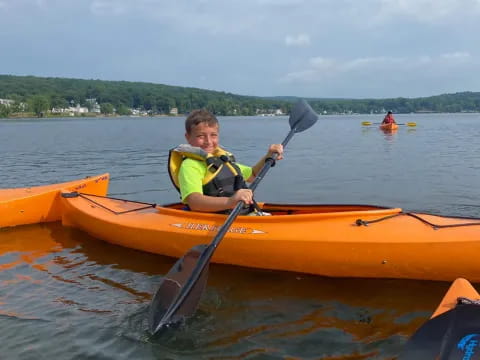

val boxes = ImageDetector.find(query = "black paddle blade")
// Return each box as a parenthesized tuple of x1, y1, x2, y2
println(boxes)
(400, 304, 480, 359)
(148, 244, 209, 335)
(289, 99, 318, 133)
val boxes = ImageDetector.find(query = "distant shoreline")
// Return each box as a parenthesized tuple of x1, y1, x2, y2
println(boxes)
(0, 113, 180, 120)
(3, 111, 480, 121)
(3, 74, 480, 117)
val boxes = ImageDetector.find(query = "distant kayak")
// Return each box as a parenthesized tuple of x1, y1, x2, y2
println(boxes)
(379, 123, 399, 131)
(361, 121, 416, 127)
(400, 278, 480, 359)
(0, 173, 109, 228)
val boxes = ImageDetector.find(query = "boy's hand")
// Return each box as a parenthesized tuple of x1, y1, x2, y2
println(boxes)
(267, 144, 284, 160)
(228, 189, 253, 208)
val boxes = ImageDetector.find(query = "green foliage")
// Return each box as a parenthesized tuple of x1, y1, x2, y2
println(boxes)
(116, 104, 132, 116)
(50, 95, 68, 109)
(1, 74, 480, 116)
(100, 103, 114, 115)
(307, 93, 480, 114)
(0, 74, 286, 116)
(0, 104, 11, 118)
(28, 95, 50, 117)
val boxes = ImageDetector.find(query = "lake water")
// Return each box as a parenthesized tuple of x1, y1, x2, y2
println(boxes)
(1, 113, 479, 359)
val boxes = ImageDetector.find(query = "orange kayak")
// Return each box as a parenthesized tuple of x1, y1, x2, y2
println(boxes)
(401, 278, 480, 359)
(379, 123, 398, 131)
(60, 192, 480, 281)
(0, 173, 109, 228)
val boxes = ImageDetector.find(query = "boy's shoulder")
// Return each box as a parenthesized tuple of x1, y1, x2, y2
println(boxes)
(181, 157, 207, 170)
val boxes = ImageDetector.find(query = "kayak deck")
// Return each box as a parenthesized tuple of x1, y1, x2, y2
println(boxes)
(431, 278, 480, 318)
(0, 173, 109, 228)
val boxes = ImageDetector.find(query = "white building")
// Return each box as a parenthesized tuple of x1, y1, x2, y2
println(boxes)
(51, 104, 89, 115)
(0, 98, 14, 106)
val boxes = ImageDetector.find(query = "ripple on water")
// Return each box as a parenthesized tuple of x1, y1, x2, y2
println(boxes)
(1, 115, 479, 358)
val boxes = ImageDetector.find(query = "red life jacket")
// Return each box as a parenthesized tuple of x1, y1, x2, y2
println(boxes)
(383, 114, 395, 124)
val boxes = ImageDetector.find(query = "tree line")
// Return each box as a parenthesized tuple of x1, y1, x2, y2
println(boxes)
(1, 74, 480, 118)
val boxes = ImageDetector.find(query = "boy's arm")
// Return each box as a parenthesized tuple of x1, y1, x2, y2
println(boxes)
(185, 191, 252, 212)
(249, 155, 268, 182)
(180, 159, 253, 212)
(248, 144, 284, 182)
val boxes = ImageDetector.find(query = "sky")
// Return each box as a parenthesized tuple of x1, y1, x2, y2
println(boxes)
(1, 0, 480, 99)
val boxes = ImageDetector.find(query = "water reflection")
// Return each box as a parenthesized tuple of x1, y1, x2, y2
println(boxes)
(0, 221, 451, 359)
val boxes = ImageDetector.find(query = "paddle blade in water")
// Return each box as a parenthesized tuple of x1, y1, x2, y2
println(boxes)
(407, 122, 417, 127)
(149, 244, 209, 334)
(289, 100, 318, 133)
(361, 121, 372, 126)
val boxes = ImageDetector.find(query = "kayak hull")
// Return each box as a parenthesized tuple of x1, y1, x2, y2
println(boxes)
(0, 174, 109, 228)
(379, 123, 398, 131)
(60, 193, 480, 281)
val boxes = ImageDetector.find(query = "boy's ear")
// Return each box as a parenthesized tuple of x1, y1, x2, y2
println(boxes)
(185, 132, 194, 146)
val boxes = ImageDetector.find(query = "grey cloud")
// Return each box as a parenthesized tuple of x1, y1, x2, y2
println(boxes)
(285, 34, 310, 47)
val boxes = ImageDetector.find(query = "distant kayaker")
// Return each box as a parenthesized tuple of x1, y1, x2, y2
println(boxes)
(168, 109, 283, 213)
(382, 111, 396, 124)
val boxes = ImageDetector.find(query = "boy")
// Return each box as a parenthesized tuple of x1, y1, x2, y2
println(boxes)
(170, 109, 283, 213)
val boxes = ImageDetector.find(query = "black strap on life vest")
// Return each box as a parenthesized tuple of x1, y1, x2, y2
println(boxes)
(205, 155, 257, 215)
(208, 156, 242, 197)
(206, 154, 236, 173)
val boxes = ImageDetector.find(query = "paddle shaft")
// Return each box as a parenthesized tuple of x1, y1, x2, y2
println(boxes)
(158, 126, 298, 326)
(362, 122, 416, 126)
(211, 127, 295, 249)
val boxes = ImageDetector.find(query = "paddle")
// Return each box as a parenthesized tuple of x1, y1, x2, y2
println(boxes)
(361, 121, 417, 127)
(148, 99, 319, 335)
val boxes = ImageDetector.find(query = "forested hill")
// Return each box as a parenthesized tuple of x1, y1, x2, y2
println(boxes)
(1, 74, 480, 116)
(0, 74, 285, 116)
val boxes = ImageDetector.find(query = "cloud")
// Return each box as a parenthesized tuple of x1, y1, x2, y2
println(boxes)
(440, 51, 471, 61)
(0, 0, 50, 8)
(5, 0, 477, 37)
(285, 33, 310, 47)
(2, 0, 480, 98)
(280, 52, 478, 95)
(259, 0, 304, 5)
(376, 0, 480, 23)
(90, 0, 127, 16)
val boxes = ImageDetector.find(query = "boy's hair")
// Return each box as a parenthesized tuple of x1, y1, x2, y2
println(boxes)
(185, 109, 219, 134)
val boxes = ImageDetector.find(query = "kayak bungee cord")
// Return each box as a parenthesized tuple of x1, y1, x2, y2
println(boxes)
(356, 212, 480, 230)
(355, 213, 401, 226)
(65, 191, 480, 229)
(457, 297, 480, 306)
(62, 192, 156, 215)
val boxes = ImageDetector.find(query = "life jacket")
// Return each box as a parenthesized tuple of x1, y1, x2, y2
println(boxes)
(168, 144, 248, 200)
(383, 114, 395, 124)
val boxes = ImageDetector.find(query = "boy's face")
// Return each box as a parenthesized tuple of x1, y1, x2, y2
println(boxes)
(185, 122, 219, 154)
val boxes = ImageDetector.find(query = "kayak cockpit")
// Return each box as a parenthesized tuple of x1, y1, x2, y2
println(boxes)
(63, 193, 402, 218)
(163, 202, 400, 216)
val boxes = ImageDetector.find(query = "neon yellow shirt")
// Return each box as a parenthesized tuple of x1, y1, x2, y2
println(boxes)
(178, 158, 253, 203)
